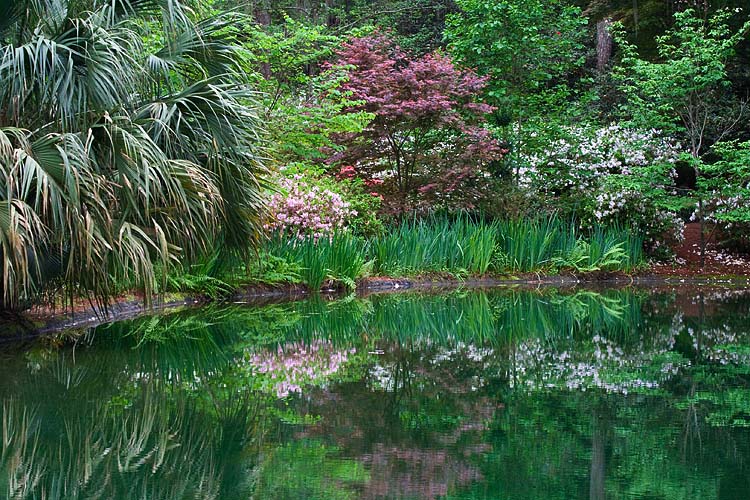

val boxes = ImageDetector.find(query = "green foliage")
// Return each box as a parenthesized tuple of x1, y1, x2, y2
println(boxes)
(368, 216, 497, 276)
(246, 253, 304, 285)
(445, 0, 588, 119)
(613, 8, 750, 156)
(700, 141, 750, 223)
(699, 140, 750, 250)
(238, 16, 373, 164)
(0, 0, 269, 310)
(260, 216, 644, 290)
(495, 218, 643, 273)
(266, 233, 368, 291)
(572, 231, 632, 273)
(244, 16, 342, 90)
(164, 273, 235, 300)
(266, 74, 374, 164)
(254, 441, 368, 499)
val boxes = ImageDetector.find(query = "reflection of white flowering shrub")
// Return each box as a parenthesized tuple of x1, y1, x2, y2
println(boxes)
(507, 303, 750, 394)
(509, 334, 687, 394)
(368, 342, 495, 392)
(520, 124, 685, 249)
(687, 324, 750, 366)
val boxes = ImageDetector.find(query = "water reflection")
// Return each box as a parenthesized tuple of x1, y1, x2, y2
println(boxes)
(1, 287, 750, 498)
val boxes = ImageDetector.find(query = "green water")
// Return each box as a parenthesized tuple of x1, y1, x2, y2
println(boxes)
(1, 287, 750, 499)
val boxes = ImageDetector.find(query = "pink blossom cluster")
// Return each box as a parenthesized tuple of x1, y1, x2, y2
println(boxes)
(249, 339, 356, 398)
(266, 175, 357, 239)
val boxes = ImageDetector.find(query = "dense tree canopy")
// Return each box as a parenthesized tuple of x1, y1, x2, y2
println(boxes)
(328, 34, 502, 212)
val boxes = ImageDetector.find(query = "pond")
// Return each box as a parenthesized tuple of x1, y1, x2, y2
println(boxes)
(1, 286, 750, 499)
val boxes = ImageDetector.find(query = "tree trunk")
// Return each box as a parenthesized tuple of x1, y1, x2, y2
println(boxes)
(326, 0, 340, 27)
(253, 1, 272, 79)
(596, 18, 613, 72)
(590, 412, 607, 500)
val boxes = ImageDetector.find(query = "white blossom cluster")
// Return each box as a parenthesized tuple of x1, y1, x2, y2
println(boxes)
(368, 363, 400, 392)
(519, 125, 679, 191)
(686, 324, 750, 366)
(429, 342, 494, 365)
(692, 193, 750, 234)
(519, 124, 685, 245)
(368, 342, 495, 392)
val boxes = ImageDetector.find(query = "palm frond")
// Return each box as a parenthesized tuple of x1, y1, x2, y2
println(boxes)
(0, 0, 269, 310)
(0, 199, 48, 307)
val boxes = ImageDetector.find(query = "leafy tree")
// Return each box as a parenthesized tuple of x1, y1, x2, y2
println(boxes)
(218, 0, 456, 54)
(239, 17, 373, 165)
(444, 0, 588, 121)
(699, 141, 750, 250)
(613, 8, 750, 159)
(0, 0, 267, 309)
(328, 34, 503, 213)
(614, 8, 750, 262)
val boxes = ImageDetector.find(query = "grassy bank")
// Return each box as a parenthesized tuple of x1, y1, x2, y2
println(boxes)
(165, 217, 645, 297)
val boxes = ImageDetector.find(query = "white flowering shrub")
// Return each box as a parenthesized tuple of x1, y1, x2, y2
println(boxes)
(266, 174, 357, 239)
(697, 141, 750, 252)
(519, 124, 685, 250)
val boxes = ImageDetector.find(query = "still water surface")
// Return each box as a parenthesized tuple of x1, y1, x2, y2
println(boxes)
(1, 287, 750, 499)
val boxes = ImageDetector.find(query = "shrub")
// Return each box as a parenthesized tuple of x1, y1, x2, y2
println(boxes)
(698, 141, 750, 252)
(327, 33, 504, 213)
(517, 124, 685, 251)
(266, 173, 357, 239)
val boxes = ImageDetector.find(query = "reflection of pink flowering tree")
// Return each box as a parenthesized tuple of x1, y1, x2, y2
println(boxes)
(249, 340, 356, 398)
(328, 34, 504, 213)
(294, 342, 498, 498)
(363, 445, 483, 499)
(265, 175, 357, 239)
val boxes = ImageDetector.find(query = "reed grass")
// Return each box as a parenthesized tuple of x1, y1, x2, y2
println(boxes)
(260, 217, 645, 291)
(369, 216, 497, 276)
(266, 233, 369, 291)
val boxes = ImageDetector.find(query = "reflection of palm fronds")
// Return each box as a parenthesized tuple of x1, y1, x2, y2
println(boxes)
(0, 387, 241, 498)
(1, 400, 43, 499)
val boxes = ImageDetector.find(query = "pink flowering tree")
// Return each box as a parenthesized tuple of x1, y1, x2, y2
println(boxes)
(327, 34, 504, 213)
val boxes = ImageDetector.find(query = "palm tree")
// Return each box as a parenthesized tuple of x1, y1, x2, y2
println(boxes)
(0, 0, 268, 309)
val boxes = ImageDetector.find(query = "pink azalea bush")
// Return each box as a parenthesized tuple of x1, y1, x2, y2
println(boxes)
(266, 174, 357, 239)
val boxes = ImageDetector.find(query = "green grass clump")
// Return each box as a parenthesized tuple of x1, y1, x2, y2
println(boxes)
(369, 216, 496, 276)
(258, 216, 645, 292)
(495, 218, 644, 274)
(266, 233, 368, 291)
